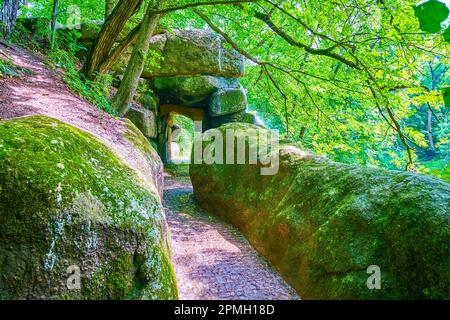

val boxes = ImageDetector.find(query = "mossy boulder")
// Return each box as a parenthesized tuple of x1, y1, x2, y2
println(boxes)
(142, 30, 244, 79)
(208, 111, 259, 129)
(125, 106, 157, 139)
(152, 76, 239, 107)
(209, 87, 247, 117)
(122, 119, 164, 197)
(0, 116, 177, 299)
(190, 123, 450, 299)
(142, 93, 159, 111)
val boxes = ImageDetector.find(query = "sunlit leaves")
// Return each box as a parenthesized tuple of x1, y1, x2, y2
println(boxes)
(18, 0, 448, 172)
(160, 0, 450, 170)
(413, 0, 449, 33)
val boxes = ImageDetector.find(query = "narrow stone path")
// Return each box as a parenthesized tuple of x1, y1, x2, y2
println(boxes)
(163, 173, 300, 300)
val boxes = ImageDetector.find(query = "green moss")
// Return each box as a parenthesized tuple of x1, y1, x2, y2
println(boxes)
(0, 116, 177, 299)
(165, 163, 190, 177)
(191, 123, 450, 299)
(124, 119, 160, 164)
(0, 116, 159, 230)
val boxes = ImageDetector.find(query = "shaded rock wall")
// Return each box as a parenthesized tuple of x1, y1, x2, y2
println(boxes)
(190, 123, 450, 299)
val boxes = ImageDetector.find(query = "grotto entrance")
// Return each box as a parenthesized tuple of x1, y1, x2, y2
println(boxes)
(159, 104, 201, 163)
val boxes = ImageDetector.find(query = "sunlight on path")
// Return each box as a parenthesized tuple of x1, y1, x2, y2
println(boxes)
(163, 173, 300, 300)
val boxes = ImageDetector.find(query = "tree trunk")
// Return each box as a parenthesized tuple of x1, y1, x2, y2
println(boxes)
(98, 23, 140, 74)
(82, 0, 143, 80)
(50, 0, 59, 49)
(111, 1, 160, 116)
(0, 0, 21, 38)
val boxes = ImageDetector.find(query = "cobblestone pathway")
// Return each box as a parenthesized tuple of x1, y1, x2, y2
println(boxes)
(163, 173, 300, 300)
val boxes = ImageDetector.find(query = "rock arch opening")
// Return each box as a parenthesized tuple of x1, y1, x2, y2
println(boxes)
(163, 110, 196, 163)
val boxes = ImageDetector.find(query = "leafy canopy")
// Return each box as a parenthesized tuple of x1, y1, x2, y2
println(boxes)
(15, 0, 450, 178)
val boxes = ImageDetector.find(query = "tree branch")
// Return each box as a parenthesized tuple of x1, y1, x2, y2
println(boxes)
(194, 10, 263, 66)
(153, 0, 259, 14)
(98, 23, 141, 74)
(253, 11, 361, 70)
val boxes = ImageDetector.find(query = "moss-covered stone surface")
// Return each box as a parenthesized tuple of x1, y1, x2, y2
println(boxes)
(125, 106, 157, 139)
(143, 30, 244, 79)
(190, 123, 450, 299)
(209, 87, 247, 117)
(0, 116, 177, 299)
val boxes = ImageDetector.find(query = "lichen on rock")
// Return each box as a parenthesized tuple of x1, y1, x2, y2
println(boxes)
(0, 116, 177, 299)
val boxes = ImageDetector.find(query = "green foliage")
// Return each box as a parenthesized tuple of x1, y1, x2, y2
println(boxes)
(0, 59, 17, 78)
(164, 0, 449, 176)
(10, 18, 50, 49)
(0, 56, 32, 78)
(444, 87, 450, 107)
(164, 163, 190, 177)
(172, 114, 194, 159)
(47, 30, 116, 115)
(414, 0, 449, 33)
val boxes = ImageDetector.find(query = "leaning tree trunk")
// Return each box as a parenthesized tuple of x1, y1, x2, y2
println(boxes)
(82, 0, 143, 80)
(0, 0, 21, 38)
(98, 23, 140, 74)
(50, 0, 59, 49)
(111, 0, 160, 116)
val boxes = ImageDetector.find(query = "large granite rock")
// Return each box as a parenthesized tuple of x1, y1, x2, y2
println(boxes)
(142, 93, 159, 111)
(152, 76, 239, 107)
(208, 111, 260, 129)
(190, 123, 450, 299)
(142, 30, 245, 79)
(125, 106, 157, 138)
(209, 87, 248, 117)
(0, 116, 177, 299)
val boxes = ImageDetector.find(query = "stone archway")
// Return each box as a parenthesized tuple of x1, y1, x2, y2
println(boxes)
(159, 104, 205, 163)
(124, 29, 263, 162)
